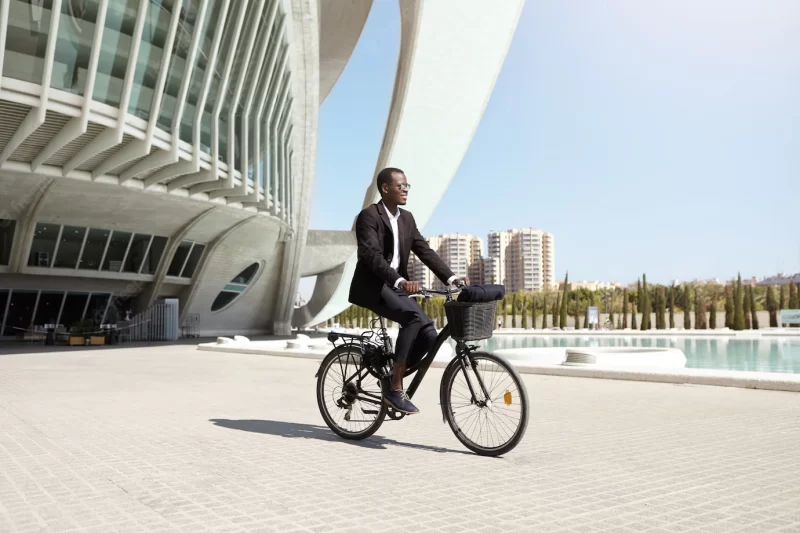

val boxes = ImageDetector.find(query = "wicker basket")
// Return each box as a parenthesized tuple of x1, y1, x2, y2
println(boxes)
(444, 301, 497, 341)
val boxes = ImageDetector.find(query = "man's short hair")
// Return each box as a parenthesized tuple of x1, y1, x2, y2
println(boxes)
(376, 167, 404, 194)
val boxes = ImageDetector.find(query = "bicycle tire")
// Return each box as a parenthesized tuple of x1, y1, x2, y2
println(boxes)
(441, 351, 529, 456)
(316, 345, 388, 440)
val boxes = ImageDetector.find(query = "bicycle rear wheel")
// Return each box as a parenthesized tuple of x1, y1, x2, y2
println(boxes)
(441, 352, 529, 456)
(316, 345, 387, 440)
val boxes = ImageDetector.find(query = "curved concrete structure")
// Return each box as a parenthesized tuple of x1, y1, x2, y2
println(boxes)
(295, 0, 526, 328)
(0, 0, 523, 339)
(318, 0, 373, 103)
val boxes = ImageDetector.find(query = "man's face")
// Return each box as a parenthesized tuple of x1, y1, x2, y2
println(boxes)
(383, 172, 409, 205)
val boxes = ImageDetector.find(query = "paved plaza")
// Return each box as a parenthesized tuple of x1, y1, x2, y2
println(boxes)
(1, 345, 799, 533)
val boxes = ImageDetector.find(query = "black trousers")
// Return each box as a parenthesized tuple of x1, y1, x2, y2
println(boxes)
(366, 284, 437, 369)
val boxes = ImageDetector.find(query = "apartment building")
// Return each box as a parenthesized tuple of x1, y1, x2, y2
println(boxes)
(409, 234, 484, 289)
(487, 229, 555, 292)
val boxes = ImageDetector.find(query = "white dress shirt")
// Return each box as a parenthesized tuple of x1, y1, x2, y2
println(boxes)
(382, 202, 456, 289)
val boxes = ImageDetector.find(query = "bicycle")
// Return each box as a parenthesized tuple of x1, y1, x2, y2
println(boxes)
(315, 286, 529, 456)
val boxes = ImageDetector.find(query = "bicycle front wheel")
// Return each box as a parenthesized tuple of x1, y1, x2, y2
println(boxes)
(442, 352, 529, 456)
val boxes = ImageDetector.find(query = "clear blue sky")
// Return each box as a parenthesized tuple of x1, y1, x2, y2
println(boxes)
(309, 0, 800, 288)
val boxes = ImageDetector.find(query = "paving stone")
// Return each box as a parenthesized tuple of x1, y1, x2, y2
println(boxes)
(0, 346, 798, 532)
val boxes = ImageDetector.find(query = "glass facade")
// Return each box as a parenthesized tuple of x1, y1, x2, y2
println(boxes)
(51, 0, 100, 95)
(102, 231, 132, 272)
(28, 223, 59, 267)
(166, 240, 207, 279)
(0, 289, 113, 337)
(79, 228, 110, 270)
(0, 220, 16, 266)
(53, 226, 86, 268)
(93, 0, 140, 108)
(26, 222, 167, 275)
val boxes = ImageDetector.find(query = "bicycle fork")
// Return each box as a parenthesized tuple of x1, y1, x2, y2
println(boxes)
(439, 350, 493, 423)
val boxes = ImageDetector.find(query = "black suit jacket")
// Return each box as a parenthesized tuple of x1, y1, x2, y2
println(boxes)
(349, 203, 455, 308)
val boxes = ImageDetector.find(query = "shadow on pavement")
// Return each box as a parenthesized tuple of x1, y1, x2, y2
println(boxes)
(209, 418, 473, 456)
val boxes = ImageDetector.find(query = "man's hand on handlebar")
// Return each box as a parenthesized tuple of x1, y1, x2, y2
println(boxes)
(453, 276, 470, 288)
(399, 280, 420, 294)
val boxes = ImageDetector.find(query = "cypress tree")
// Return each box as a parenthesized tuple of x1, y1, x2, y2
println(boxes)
(749, 285, 759, 329)
(683, 285, 692, 329)
(622, 289, 629, 329)
(631, 300, 638, 330)
(694, 288, 701, 329)
(743, 287, 751, 329)
(641, 274, 651, 330)
(553, 293, 560, 329)
(522, 295, 529, 329)
(724, 286, 734, 329)
(668, 287, 675, 329)
(609, 294, 616, 329)
(779, 285, 786, 310)
(531, 296, 537, 329)
(574, 297, 581, 329)
(709, 294, 717, 329)
(657, 287, 667, 329)
(636, 279, 643, 328)
(511, 293, 518, 329)
(559, 273, 569, 329)
(790, 281, 799, 309)
(733, 274, 745, 330)
(767, 286, 778, 327)
(502, 296, 508, 328)
(541, 293, 548, 329)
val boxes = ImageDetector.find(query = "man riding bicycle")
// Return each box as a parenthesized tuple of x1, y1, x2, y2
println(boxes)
(348, 167, 469, 415)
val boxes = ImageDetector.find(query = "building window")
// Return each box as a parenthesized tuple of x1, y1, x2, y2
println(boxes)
(0, 220, 16, 266)
(0, 290, 8, 335)
(85, 293, 111, 324)
(211, 262, 262, 312)
(123, 234, 152, 273)
(3, 0, 54, 84)
(167, 240, 206, 278)
(28, 223, 59, 267)
(141, 236, 167, 275)
(54, 226, 87, 268)
(102, 231, 132, 272)
(79, 228, 111, 270)
(60, 292, 90, 330)
(182, 244, 205, 279)
(34, 291, 65, 326)
(3, 290, 38, 336)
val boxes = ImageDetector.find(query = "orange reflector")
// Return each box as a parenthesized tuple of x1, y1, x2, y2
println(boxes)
(503, 390, 512, 406)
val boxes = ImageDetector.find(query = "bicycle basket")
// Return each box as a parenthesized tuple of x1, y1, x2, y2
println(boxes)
(444, 301, 497, 341)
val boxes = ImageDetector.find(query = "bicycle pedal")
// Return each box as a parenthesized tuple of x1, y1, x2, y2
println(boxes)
(386, 408, 406, 421)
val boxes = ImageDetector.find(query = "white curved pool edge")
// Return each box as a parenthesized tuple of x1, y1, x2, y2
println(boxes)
(196, 341, 800, 393)
(490, 327, 800, 338)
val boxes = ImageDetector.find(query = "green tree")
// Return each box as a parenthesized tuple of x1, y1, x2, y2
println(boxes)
(767, 286, 778, 327)
(683, 285, 692, 329)
(733, 274, 745, 330)
(724, 285, 734, 329)
(522, 295, 529, 329)
(668, 286, 675, 329)
(709, 294, 717, 329)
(574, 296, 581, 329)
(749, 285, 759, 329)
(641, 275, 651, 330)
(790, 281, 799, 309)
(511, 293, 518, 329)
(657, 287, 667, 329)
(502, 296, 508, 329)
(631, 300, 638, 330)
(622, 289, 629, 329)
(743, 287, 751, 329)
(553, 293, 560, 329)
(637, 279, 643, 328)
(531, 296, 537, 329)
(541, 293, 548, 329)
(559, 273, 569, 329)
(779, 285, 786, 310)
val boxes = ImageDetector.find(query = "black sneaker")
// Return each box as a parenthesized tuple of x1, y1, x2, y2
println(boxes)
(384, 389, 419, 414)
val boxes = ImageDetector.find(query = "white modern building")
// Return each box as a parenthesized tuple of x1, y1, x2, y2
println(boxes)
(487, 228, 555, 293)
(0, 0, 525, 339)
(408, 233, 483, 290)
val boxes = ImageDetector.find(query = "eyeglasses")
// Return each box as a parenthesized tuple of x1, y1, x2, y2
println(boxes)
(396, 183, 411, 192)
